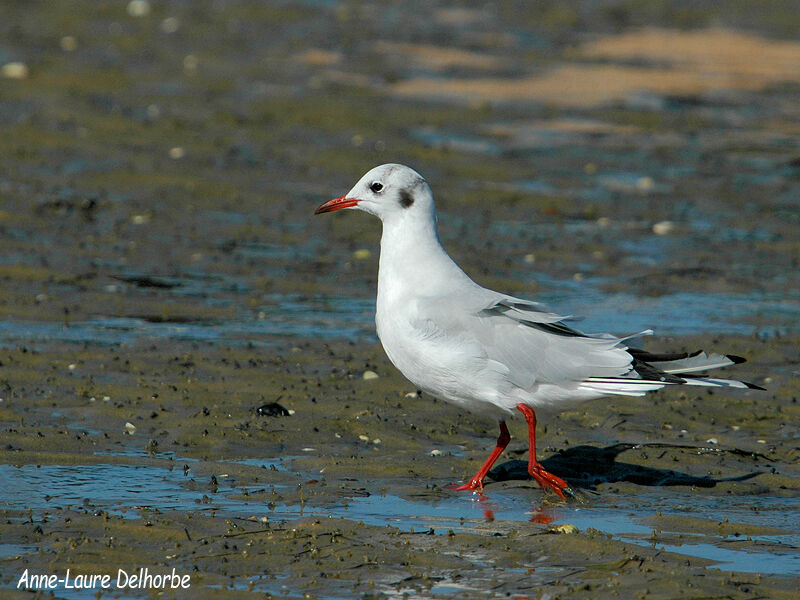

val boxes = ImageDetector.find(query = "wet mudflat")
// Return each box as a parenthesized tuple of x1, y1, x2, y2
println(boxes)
(1, 1, 799, 598)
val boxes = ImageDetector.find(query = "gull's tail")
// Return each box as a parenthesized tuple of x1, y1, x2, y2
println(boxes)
(579, 348, 764, 397)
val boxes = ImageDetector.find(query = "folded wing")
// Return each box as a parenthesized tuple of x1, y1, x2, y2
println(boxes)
(410, 292, 761, 398)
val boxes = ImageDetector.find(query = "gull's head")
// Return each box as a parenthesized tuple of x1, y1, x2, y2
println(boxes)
(315, 164, 435, 224)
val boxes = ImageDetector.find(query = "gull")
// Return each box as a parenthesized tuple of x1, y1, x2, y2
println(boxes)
(315, 164, 762, 498)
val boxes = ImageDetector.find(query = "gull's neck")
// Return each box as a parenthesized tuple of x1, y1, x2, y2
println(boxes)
(376, 213, 472, 308)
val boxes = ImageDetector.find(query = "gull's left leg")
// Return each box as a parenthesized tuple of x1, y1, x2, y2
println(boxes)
(515, 403, 571, 499)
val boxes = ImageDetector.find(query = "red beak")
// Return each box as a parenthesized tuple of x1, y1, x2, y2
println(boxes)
(314, 195, 359, 214)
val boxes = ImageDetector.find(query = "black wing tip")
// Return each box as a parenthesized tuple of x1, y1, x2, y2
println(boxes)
(744, 381, 766, 391)
(628, 348, 691, 362)
(727, 354, 747, 364)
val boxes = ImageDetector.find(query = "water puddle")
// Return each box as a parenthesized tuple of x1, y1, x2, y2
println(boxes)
(2, 461, 797, 576)
(542, 496, 800, 575)
(0, 296, 375, 349)
(0, 283, 795, 352)
(523, 273, 799, 337)
(0, 463, 213, 515)
(0, 543, 38, 560)
(537, 287, 799, 338)
(409, 126, 503, 156)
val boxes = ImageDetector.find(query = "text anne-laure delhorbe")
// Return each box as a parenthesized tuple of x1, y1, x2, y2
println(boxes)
(17, 568, 190, 590)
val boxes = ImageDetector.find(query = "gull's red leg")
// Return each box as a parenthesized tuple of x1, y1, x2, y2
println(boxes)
(450, 420, 510, 491)
(515, 403, 571, 499)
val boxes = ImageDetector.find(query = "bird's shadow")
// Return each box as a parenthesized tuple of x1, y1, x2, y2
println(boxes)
(489, 443, 762, 489)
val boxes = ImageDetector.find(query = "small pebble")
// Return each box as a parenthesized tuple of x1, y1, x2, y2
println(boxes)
(169, 146, 185, 159)
(362, 370, 379, 380)
(652, 220, 675, 235)
(430, 449, 442, 457)
(127, 0, 151, 17)
(358, 435, 369, 442)
(183, 55, 199, 73)
(124, 422, 136, 435)
(404, 391, 419, 398)
(706, 438, 718, 444)
(256, 402, 290, 417)
(160, 17, 180, 33)
(636, 176, 655, 192)
(1, 62, 29, 79)
(60, 36, 78, 52)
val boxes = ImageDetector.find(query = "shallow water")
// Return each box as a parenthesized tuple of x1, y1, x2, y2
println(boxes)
(4, 458, 798, 578)
(0, 284, 795, 354)
(1, 1, 799, 598)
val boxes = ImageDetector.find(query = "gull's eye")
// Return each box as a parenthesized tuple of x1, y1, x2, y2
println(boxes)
(370, 181, 384, 193)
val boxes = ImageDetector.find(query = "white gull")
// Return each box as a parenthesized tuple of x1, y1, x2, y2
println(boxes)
(315, 163, 761, 498)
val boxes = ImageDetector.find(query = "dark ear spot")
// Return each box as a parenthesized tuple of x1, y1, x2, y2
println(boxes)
(399, 190, 414, 208)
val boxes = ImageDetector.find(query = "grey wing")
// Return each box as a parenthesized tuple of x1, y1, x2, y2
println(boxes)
(407, 292, 634, 390)
(473, 295, 636, 390)
(407, 291, 757, 400)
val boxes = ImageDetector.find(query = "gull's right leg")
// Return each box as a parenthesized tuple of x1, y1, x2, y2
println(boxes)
(449, 420, 510, 491)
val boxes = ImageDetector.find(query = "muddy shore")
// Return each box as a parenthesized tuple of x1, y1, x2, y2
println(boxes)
(1, 1, 799, 598)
